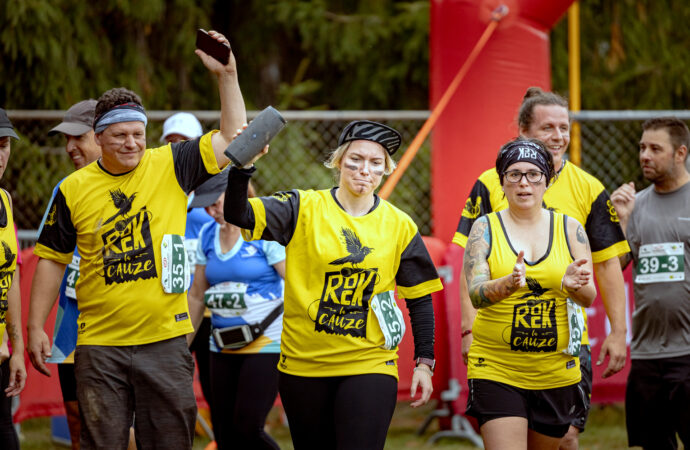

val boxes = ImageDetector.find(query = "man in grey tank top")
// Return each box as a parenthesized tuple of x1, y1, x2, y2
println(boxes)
(612, 116, 690, 449)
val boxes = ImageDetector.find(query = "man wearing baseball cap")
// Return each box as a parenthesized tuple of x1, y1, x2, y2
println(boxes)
(48, 100, 101, 170)
(41, 99, 105, 449)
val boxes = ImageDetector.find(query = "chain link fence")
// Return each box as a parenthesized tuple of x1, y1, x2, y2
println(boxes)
(5, 110, 432, 248)
(574, 111, 690, 193)
(6, 109, 689, 248)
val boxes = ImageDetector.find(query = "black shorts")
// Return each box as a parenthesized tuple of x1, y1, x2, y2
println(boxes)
(626, 354, 690, 448)
(57, 363, 78, 403)
(466, 378, 584, 438)
(571, 345, 592, 431)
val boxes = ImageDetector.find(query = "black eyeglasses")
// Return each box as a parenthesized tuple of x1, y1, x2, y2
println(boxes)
(504, 170, 545, 184)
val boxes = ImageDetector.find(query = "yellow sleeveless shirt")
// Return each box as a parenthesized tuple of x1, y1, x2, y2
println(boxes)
(467, 211, 581, 390)
(0, 189, 17, 344)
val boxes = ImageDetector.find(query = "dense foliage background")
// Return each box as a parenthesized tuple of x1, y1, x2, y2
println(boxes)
(0, 0, 429, 110)
(1, 0, 687, 110)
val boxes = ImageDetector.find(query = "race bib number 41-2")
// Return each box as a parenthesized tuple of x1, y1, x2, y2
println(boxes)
(635, 242, 684, 284)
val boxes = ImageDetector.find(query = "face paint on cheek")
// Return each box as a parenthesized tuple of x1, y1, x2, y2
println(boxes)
(371, 168, 384, 176)
(344, 163, 359, 171)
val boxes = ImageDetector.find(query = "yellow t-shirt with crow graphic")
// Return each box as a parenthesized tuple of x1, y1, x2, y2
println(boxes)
(243, 188, 443, 379)
(467, 211, 581, 389)
(0, 189, 17, 344)
(34, 132, 223, 346)
(453, 161, 630, 346)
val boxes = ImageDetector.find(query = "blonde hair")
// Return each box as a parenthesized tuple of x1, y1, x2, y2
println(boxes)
(324, 142, 397, 175)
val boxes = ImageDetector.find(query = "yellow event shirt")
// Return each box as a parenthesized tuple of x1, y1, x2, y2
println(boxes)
(468, 211, 581, 389)
(453, 161, 630, 345)
(0, 190, 17, 344)
(244, 189, 443, 380)
(35, 133, 222, 346)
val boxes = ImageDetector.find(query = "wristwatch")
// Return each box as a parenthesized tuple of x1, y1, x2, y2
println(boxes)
(415, 357, 436, 373)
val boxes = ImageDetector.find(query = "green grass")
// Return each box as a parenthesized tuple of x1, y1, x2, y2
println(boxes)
(17, 403, 677, 450)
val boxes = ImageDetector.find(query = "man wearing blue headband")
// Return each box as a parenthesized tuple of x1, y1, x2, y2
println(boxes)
(27, 31, 245, 449)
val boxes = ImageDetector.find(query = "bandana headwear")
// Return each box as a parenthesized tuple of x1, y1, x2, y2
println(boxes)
(93, 103, 148, 133)
(338, 120, 402, 155)
(496, 139, 551, 180)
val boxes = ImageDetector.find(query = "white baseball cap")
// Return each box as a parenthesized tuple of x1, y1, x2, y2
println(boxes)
(160, 112, 203, 142)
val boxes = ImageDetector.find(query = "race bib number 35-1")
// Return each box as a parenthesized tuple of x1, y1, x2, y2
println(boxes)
(161, 234, 191, 293)
(635, 242, 684, 284)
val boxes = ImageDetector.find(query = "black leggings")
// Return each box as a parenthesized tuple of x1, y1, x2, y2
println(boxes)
(0, 359, 18, 450)
(209, 352, 280, 450)
(189, 317, 212, 403)
(279, 372, 398, 450)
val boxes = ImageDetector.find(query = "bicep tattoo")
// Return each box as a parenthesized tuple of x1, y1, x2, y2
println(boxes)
(576, 224, 591, 252)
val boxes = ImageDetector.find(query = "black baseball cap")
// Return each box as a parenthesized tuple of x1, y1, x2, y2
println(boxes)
(0, 109, 19, 140)
(48, 99, 97, 136)
(188, 169, 229, 209)
(338, 120, 402, 155)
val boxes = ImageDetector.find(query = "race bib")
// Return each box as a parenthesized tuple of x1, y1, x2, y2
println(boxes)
(65, 254, 81, 300)
(370, 290, 406, 350)
(563, 298, 584, 356)
(635, 242, 684, 284)
(184, 238, 199, 274)
(204, 281, 249, 317)
(161, 234, 190, 293)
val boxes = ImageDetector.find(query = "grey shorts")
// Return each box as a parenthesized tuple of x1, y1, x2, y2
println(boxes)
(74, 336, 197, 449)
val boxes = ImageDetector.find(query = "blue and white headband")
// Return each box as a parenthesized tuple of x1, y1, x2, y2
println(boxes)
(93, 103, 148, 133)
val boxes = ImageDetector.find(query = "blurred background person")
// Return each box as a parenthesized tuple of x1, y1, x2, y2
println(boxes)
(0, 108, 27, 450)
(161, 111, 215, 429)
(188, 171, 285, 450)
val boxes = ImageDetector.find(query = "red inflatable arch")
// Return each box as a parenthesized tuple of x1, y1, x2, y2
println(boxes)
(430, 0, 574, 241)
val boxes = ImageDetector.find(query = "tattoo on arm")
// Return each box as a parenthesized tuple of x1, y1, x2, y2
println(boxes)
(7, 323, 19, 345)
(464, 218, 516, 308)
(576, 224, 591, 251)
(464, 219, 492, 308)
(619, 252, 632, 269)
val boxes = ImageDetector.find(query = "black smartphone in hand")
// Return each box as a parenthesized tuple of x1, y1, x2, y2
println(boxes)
(196, 29, 231, 65)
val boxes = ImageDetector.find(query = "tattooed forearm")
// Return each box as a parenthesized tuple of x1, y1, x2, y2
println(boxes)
(464, 218, 515, 308)
(7, 323, 19, 344)
(471, 276, 519, 308)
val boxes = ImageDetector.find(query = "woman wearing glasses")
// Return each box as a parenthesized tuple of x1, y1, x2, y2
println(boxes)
(463, 137, 596, 450)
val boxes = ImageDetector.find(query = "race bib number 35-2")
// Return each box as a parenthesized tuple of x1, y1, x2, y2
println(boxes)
(635, 242, 684, 284)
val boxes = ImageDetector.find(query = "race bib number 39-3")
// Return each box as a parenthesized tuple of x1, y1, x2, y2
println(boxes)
(635, 242, 684, 284)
